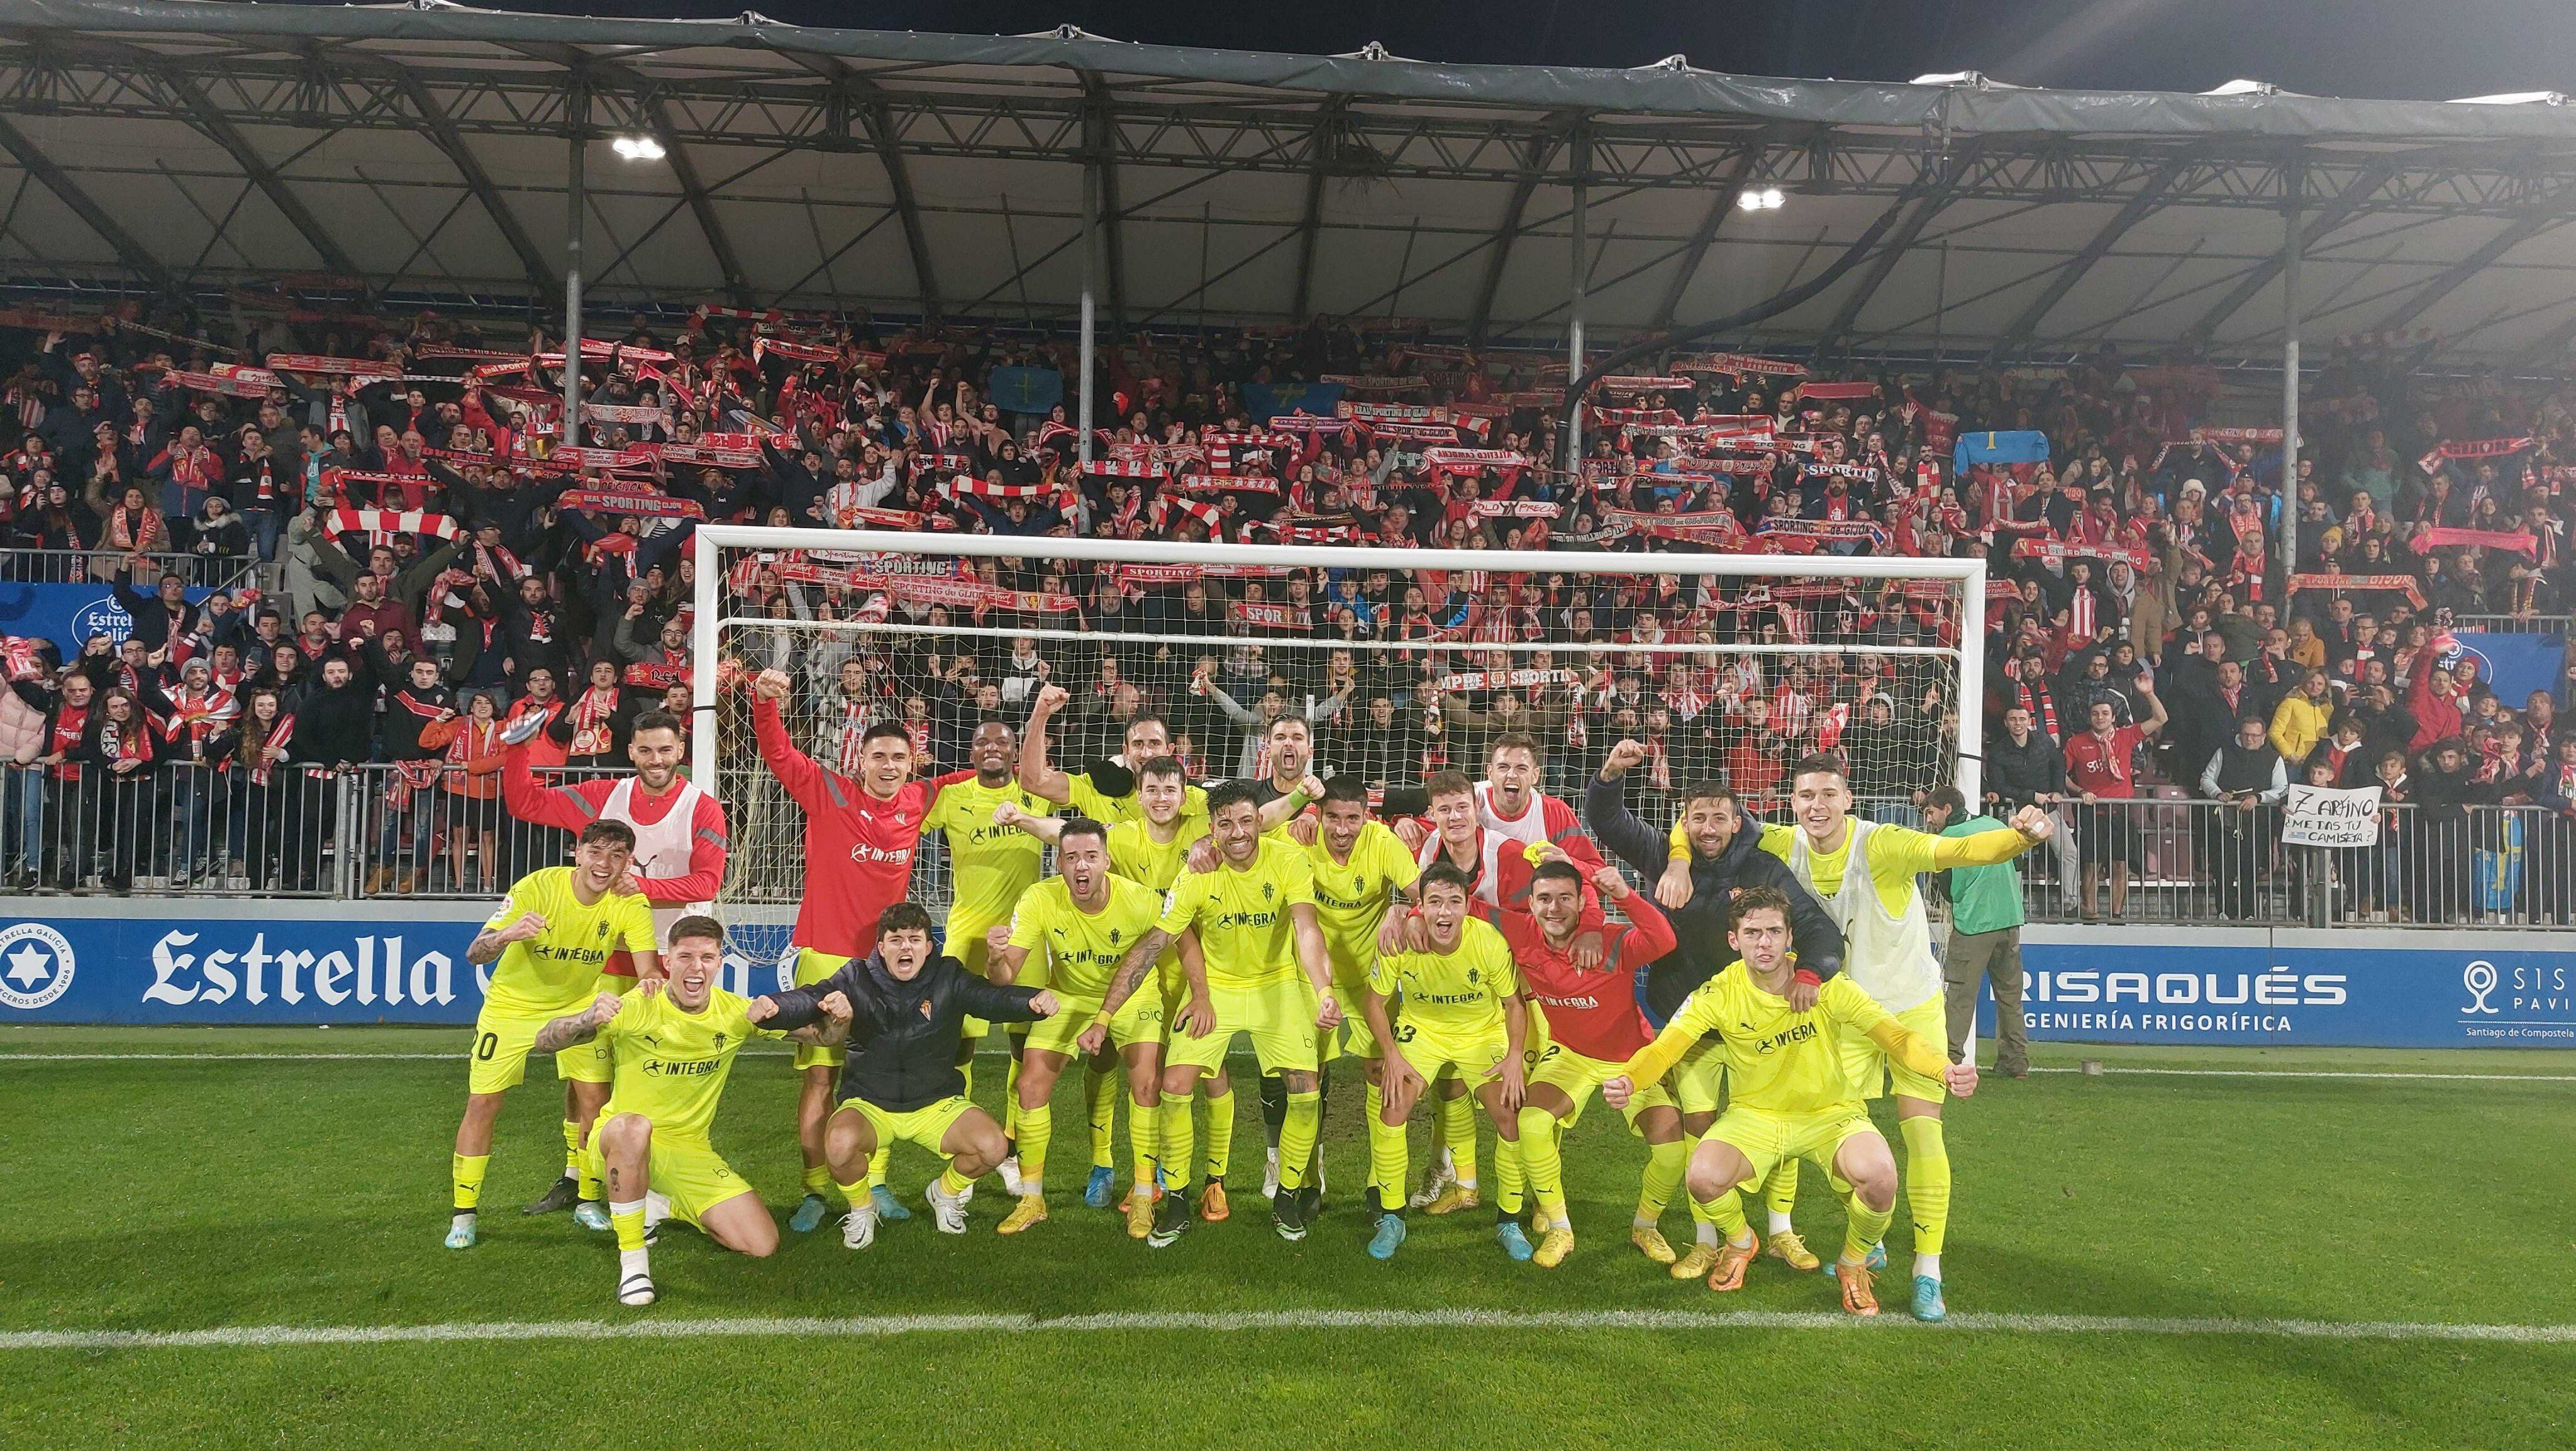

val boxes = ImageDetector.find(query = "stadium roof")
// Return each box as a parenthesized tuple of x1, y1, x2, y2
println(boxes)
(8, 0, 2576, 365)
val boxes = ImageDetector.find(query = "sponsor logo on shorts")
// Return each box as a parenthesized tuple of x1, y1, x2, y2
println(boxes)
(0, 921, 77, 1011)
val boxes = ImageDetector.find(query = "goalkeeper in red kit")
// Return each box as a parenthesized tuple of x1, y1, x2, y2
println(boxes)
(749, 667, 969, 1231)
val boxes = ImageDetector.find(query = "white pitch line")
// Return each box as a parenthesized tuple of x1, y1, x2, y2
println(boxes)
(0, 1051, 804, 1062)
(2028, 1067, 2576, 1082)
(3, 1308, 2572, 1352)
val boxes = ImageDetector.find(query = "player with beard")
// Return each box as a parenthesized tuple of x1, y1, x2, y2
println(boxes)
(750, 668, 970, 1234)
(916, 721, 1053, 1191)
(497, 708, 726, 1221)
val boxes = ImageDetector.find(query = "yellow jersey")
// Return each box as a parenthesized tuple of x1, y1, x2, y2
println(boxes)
(1107, 813, 1208, 892)
(594, 987, 781, 1143)
(1156, 836, 1315, 989)
(1622, 962, 1945, 1117)
(1302, 821, 1420, 969)
(1069, 772, 1208, 829)
(1370, 916, 1518, 1040)
(923, 775, 1053, 927)
(1007, 873, 1165, 1000)
(480, 867, 660, 1018)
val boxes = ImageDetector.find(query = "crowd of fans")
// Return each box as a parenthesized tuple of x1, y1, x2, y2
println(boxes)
(0, 306, 2567, 920)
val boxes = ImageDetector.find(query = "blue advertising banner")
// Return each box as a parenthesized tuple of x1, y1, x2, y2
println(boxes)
(1972, 928, 2576, 1048)
(0, 581, 217, 655)
(0, 903, 809, 1025)
(2448, 629, 2564, 708)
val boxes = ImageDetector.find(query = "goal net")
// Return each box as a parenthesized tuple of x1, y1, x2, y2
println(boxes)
(691, 529, 1985, 965)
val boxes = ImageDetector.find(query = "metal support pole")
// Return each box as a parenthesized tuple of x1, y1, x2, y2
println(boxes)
(562, 90, 586, 446)
(1079, 157, 1098, 474)
(1565, 125, 1590, 470)
(2280, 199, 2301, 582)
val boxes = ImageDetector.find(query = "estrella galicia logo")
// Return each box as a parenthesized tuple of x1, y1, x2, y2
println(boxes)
(68, 595, 138, 648)
(0, 921, 77, 1011)
(2462, 959, 2502, 1015)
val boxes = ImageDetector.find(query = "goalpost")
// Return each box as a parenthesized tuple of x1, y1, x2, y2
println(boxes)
(690, 527, 1985, 967)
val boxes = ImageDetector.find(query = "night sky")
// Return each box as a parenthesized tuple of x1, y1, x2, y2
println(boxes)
(358, 1, 2576, 103)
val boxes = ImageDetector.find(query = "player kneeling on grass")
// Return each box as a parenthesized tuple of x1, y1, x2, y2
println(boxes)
(758, 903, 1060, 1248)
(1602, 889, 1975, 1317)
(447, 820, 661, 1250)
(529, 916, 851, 1306)
(1360, 864, 1531, 1263)
(987, 816, 1170, 1238)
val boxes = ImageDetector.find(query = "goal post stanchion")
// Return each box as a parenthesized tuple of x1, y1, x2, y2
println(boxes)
(690, 523, 1986, 883)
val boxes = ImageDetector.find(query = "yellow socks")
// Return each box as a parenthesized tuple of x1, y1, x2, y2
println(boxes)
(1636, 1137, 1687, 1225)
(835, 1176, 869, 1209)
(610, 1200, 648, 1253)
(1366, 1084, 1407, 1212)
(1360, 1092, 1401, 1216)
(801, 1163, 831, 1197)
(1516, 1106, 1567, 1226)
(1899, 1115, 1951, 1260)
(1438, 1091, 1478, 1188)
(997, 1054, 1018, 1142)
(1276, 1089, 1320, 1192)
(1844, 1191, 1894, 1264)
(452, 1152, 487, 1212)
(938, 1164, 974, 1197)
(867, 1144, 891, 1189)
(1016, 1096, 1052, 1190)
(1696, 1184, 1753, 1247)
(1203, 1083, 1236, 1183)
(564, 1119, 601, 1201)
(1494, 1131, 1525, 1216)
(1762, 1157, 1800, 1232)
(1130, 1091, 1160, 1193)
(1161, 1089, 1197, 1192)
(1684, 1133, 1714, 1224)
(1087, 1066, 1121, 1170)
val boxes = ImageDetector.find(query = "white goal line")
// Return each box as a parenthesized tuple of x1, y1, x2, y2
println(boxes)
(5, 1308, 2570, 1352)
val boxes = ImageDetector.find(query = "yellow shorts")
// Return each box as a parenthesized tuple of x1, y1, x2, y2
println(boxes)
(1025, 987, 1165, 1059)
(846, 1094, 977, 1157)
(1527, 1041, 1671, 1132)
(1836, 996, 1947, 1103)
(1391, 1021, 1511, 1091)
(1326, 963, 1377, 1061)
(580, 1120, 753, 1227)
(1707, 1104, 1880, 1189)
(1673, 1035, 1725, 1116)
(789, 948, 855, 1071)
(467, 982, 628, 1095)
(1163, 972, 1320, 1076)
(947, 911, 1012, 1042)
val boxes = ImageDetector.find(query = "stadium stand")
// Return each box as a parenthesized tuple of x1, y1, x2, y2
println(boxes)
(2, 311, 2570, 927)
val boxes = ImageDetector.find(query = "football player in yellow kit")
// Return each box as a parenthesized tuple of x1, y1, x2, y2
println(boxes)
(989, 817, 1170, 1237)
(1604, 888, 1977, 1316)
(530, 915, 850, 1305)
(1357, 862, 1530, 1262)
(445, 820, 660, 1250)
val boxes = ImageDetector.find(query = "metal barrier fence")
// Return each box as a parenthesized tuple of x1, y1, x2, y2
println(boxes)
(3, 764, 2567, 931)
(0, 548, 257, 588)
(2451, 613, 2575, 638)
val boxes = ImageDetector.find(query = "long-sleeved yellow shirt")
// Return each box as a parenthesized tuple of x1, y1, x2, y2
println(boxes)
(1619, 960, 1946, 1116)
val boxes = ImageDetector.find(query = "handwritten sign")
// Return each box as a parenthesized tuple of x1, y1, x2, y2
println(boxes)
(2281, 784, 2382, 848)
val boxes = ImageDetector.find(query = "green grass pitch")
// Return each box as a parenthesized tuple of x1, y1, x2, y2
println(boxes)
(3, 1026, 2573, 1448)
